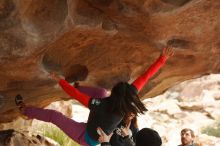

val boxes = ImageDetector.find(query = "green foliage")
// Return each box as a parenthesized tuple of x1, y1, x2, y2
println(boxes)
(39, 124, 79, 146)
(202, 118, 220, 137)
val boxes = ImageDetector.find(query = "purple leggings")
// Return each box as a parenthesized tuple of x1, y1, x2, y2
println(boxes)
(23, 86, 108, 145)
(77, 86, 108, 99)
(24, 107, 88, 145)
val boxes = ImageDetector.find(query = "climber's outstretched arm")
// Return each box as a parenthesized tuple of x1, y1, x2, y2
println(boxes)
(131, 47, 174, 93)
(50, 72, 91, 107)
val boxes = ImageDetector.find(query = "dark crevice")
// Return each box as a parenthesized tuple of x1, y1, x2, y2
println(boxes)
(42, 54, 63, 75)
(64, 64, 89, 82)
(167, 39, 190, 49)
(86, 0, 114, 7)
(0, 129, 14, 145)
(36, 135, 42, 140)
(161, 0, 192, 6)
(0, 95, 4, 109)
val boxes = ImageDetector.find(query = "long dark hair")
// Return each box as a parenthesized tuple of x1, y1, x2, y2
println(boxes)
(107, 82, 147, 116)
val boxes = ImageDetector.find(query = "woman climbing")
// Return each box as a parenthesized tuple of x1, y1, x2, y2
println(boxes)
(73, 82, 138, 146)
(15, 46, 174, 146)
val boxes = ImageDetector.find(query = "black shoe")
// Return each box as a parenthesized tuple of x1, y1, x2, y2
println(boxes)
(15, 94, 23, 106)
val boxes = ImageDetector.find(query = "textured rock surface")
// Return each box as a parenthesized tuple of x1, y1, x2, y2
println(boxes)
(0, 0, 220, 123)
(0, 129, 59, 146)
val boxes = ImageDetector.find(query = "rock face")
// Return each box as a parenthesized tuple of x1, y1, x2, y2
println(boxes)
(0, 0, 220, 123)
(0, 129, 59, 146)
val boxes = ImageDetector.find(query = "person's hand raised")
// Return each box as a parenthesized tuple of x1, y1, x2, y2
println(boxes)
(49, 72, 63, 82)
(162, 46, 174, 58)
